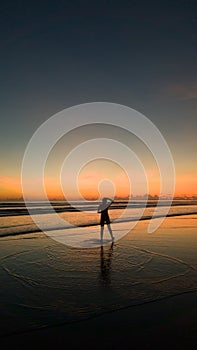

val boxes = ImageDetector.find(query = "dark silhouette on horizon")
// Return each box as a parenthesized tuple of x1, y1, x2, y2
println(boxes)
(100, 242, 114, 286)
(98, 197, 114, 244)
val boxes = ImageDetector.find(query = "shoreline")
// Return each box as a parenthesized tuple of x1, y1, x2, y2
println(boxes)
(0, 210, 197, 239)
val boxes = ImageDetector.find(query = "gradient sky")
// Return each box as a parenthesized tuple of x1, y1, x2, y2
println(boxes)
(0, 0, 196, 199)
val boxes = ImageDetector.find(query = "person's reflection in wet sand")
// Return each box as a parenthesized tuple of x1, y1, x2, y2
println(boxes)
(100, 242, 114, 286)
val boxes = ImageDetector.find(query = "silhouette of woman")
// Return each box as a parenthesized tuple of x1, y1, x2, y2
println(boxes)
(98, 197, 114, 244)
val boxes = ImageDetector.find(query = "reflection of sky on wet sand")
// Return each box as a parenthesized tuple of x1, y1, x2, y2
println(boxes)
(0, 215, 197, 337)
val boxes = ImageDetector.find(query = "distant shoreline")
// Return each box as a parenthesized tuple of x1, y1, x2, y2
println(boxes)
(1, 196, 197, 202)
(0, 199, 197, 217)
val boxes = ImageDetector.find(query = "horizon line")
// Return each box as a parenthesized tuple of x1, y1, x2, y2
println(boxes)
(1, 194, 197, 201)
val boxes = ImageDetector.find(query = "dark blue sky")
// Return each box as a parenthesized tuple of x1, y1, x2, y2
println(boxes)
(0, 0, 196, 195)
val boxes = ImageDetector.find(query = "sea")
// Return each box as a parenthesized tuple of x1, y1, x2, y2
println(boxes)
(1, 199, 197, 238)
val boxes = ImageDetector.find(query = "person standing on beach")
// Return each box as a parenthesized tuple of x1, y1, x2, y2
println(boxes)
(98, 197, 114, 244)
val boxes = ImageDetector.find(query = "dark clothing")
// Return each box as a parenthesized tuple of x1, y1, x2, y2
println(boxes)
(98, 203, 111, 227)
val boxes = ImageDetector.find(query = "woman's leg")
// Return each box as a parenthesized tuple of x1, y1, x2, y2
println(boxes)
(107, 224, 114, 241)
(100, 225, 104, 243)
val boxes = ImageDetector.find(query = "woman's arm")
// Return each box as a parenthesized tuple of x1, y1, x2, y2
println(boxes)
(106, 198, 113, 204)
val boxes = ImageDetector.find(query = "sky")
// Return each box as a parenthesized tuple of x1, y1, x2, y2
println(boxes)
(0, 0, 196, 200)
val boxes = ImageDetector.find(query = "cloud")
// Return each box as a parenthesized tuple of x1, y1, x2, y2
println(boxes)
(167, 81, 197, 100)
(78, 171, 101, 182)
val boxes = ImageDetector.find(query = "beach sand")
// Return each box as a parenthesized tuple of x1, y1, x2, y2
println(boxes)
(0, 214, 197, 349)
(3, 291, 197, 350)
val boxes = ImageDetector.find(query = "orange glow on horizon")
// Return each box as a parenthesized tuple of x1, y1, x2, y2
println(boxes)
(174, 173, 197, 198)
(0, 171, 197, 200)
(78, 171, 131, 200)
(0, 176, 22, 199)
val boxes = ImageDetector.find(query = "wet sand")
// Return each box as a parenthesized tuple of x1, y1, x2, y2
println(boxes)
(2, 291, 197, 350)
(0, 214, 197, 349)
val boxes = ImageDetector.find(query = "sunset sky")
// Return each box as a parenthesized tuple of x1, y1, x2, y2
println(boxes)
(0, 0, 196, 200)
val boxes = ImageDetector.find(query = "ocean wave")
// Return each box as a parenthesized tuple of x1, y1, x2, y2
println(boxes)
(0, 210, 197, 239)
(0, 200, 197, 216)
